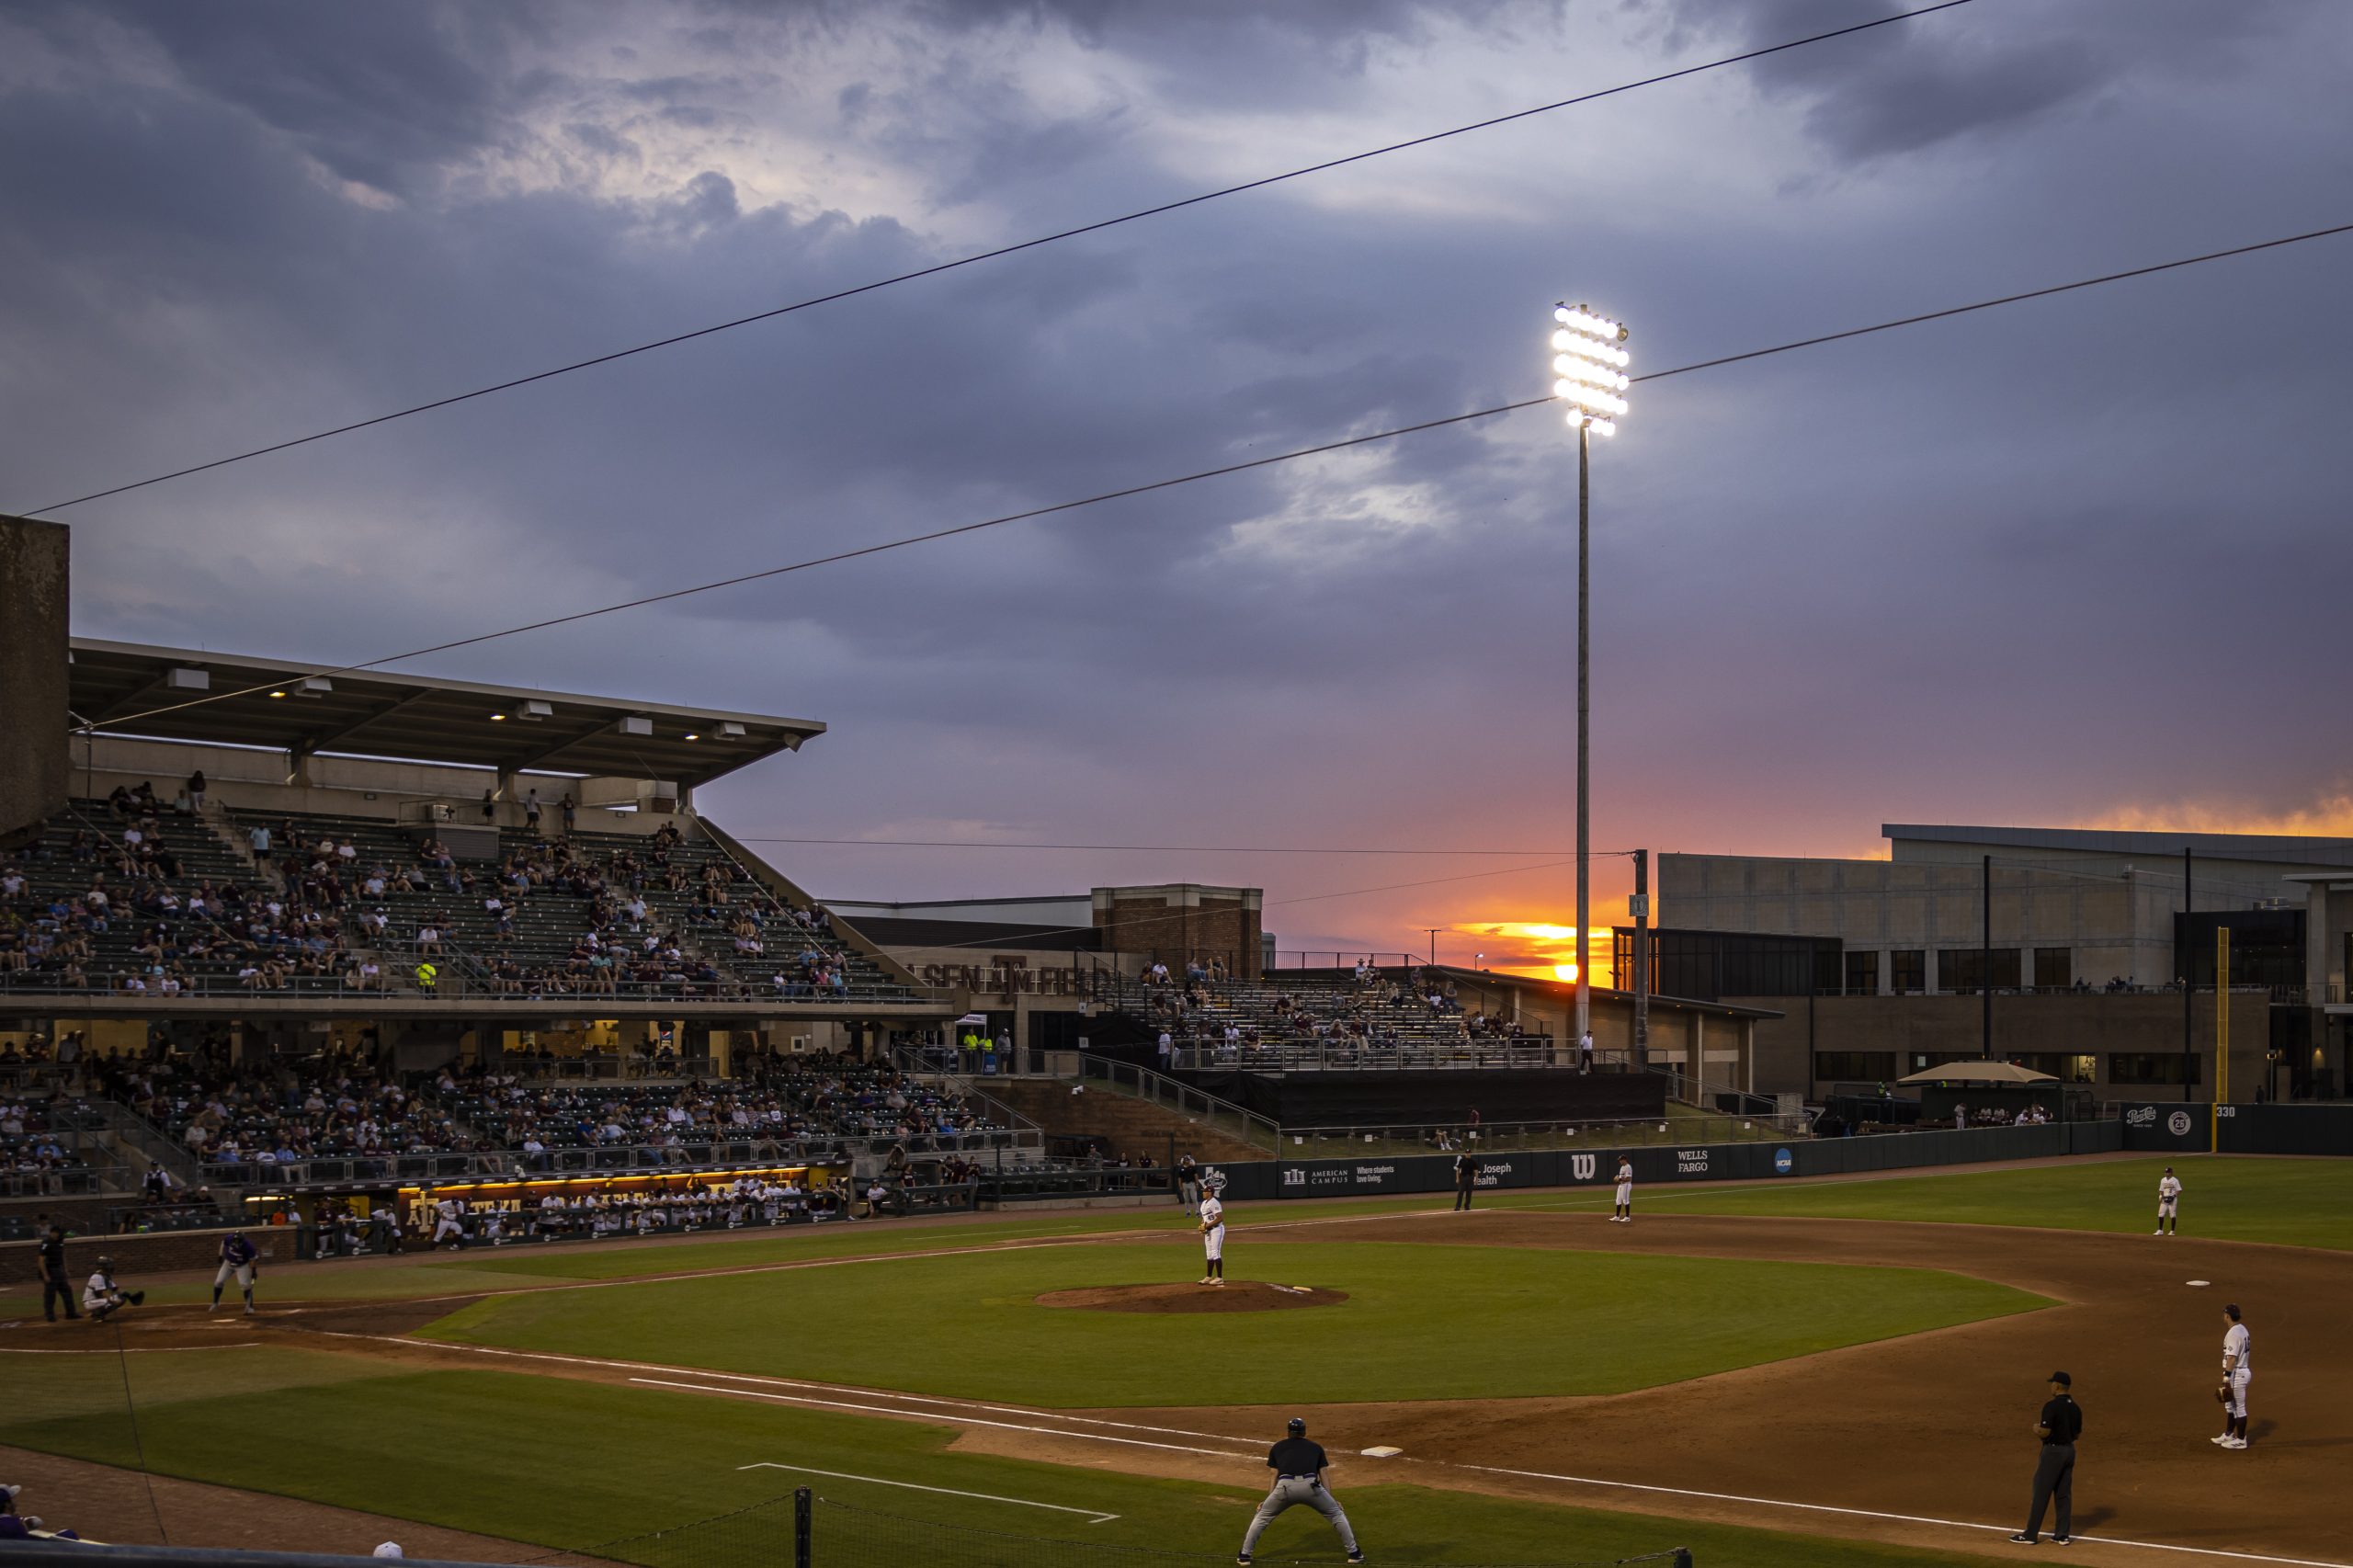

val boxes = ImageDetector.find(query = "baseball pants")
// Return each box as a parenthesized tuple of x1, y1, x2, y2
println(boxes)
(1454, 1183, 1473, 1210)
(1243, 1479, 1358, 1555)
(42, 1273, 79, 1321)
(2227, 1369, 2250, 1418)
(2023, 1442, 2075, 1542)
(1204, 1223, 1224, 1262)
(214, 1262, 256, 1290)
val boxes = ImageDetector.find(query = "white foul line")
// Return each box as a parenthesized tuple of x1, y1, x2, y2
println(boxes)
(628, 1378, 1247, 1462)
(313, 1331, 1264, 1449)
(0, 1342, 262, 1353)
(738, 1461, 1118, 1523)
(1455, 1464, 2353, 1568)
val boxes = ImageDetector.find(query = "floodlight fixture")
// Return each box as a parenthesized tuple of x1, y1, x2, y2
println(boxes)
(1550, 301, 1631, 435)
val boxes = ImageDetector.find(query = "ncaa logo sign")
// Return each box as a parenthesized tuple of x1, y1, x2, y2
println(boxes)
(1570, 1153, 1597, 1181)
(1773, 1147, 1793, 1175)
(2166, 1110, 2194, 1138)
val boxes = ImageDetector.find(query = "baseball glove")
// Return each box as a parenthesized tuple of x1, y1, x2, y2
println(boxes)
(2214, 1383, 2231, 1404)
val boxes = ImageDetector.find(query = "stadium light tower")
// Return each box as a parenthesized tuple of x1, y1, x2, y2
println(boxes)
(1551, 301, 1631, 1054)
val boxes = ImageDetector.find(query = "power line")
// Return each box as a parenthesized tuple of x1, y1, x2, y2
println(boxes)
(11, 0, 1978, 519)
(80, 217, 2353, 739)
(738, 836, 1580, 854)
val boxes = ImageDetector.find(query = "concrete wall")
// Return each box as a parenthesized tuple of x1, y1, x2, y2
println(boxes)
(0, 516, 70, 839)
(1662, 852, 2269, 993)
(1733, 988, 2271, 1101)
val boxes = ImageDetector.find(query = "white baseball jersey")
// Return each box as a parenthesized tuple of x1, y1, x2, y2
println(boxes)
(2223, 1322, 2251, 1376)
(2158, 1174, 2181, 1213)
(1615, 1162, 1633, 1193)
(1199, 1196, 1224, 1229)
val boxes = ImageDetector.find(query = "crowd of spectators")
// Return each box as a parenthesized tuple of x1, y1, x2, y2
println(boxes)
(1131, 963, 1539, 1061)
(87, 1036, 469, 1166)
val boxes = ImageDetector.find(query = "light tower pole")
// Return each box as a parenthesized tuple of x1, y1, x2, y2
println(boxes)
(1551, 301, 1631, 1052)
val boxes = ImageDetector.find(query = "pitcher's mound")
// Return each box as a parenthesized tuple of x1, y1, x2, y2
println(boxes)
(1037, 1281, 1347, 1314)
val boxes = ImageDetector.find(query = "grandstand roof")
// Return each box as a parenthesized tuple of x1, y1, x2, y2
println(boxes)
(68, 638, 824, 788)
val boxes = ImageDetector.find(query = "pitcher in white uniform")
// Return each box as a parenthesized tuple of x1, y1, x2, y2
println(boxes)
(2213, 1304, 2252, 1449)
(1199, 1191, 1227, 1285)
(2156, 1168, 2183, 1235)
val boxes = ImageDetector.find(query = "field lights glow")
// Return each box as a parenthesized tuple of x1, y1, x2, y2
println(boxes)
(1551, 301, 1631, 434)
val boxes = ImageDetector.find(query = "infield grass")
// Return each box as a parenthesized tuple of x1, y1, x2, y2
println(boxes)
(418, 1240, 2042, 1405)
(1495, 1156, 2353, 1249)
(0, 1346, 2029, 1568)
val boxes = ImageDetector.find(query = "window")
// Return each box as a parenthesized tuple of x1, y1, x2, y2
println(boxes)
(1845, 949, 1880, 995)
(1816, 1051, 1897, 1082)
(1891, 949, 1926, 994)
(1939, 948, 2021, 992)
(2034, 947, 2072, 989)
(2108, 1053, 2202, 1085)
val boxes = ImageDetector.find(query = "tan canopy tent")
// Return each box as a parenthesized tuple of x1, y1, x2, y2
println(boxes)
(1898, 1060, 2057, 1085)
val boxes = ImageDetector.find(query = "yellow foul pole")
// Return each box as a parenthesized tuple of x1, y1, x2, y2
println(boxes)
(2211, 928, 2231, 1152)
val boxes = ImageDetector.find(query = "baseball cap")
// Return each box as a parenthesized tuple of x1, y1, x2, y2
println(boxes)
(2048, 1371, 2070, 1386)
(1, 1484, 20, 1500)
(1287, 1417, 1306, 1436)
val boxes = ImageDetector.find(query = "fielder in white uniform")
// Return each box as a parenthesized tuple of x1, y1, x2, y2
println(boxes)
(2156, 1168, 2183, 1235)
(2213, 1304, 2252, 1449)
(1611, 1158, 1633, 1222)
(1199, 1192, 1227, 1285)
(432, 1196, 466, 1249)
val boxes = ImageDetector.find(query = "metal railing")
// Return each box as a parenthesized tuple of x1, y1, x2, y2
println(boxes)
(1279, 1110, 1813, 1156)
(885, 1047, 1049, 1151)
(1172, 1038, 1577, 1073)
(1075, 1055, 1280, 1153)
(202, 1126, 1030, 1189)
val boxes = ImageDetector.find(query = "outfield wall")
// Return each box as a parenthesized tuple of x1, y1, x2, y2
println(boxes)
(2120, 1102, 2353, 1155)
(1202, 1119, 2126, 1201)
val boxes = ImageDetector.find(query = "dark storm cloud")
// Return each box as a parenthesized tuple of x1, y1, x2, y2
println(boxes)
(1665, 0, 2299, 161)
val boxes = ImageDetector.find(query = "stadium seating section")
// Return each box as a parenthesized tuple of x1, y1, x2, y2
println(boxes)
(0, 791, 915, 1001)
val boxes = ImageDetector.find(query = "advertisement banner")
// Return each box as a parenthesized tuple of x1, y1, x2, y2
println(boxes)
(2120, 1103, 2211, 1152)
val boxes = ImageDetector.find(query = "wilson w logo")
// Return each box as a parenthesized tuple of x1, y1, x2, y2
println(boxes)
(1571, 1154, 1597, 1181)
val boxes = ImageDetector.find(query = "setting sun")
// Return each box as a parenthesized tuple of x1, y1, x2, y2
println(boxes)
(1452, 921, 1611, 988)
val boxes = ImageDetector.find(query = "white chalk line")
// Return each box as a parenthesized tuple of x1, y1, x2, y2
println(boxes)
(630, 1377, 1245, 1462)
(0, 1342, 262, 1353)
(1453, 1463, 2353, 1568)
(310, 1332, 1264, 1449)
(738, 1461, 1119, 1523)
(299, 1327, 2347, 1568)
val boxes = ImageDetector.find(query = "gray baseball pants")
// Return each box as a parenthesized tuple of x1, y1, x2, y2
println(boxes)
(1243, 1478, 1358, 1555)
(2023, 1442, 2075, 1542)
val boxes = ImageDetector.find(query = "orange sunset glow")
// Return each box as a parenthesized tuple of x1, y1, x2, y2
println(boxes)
(1455, 922, 1615, 989)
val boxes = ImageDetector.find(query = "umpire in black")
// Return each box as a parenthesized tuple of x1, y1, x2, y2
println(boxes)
(38, 1224, 79, 1323)
(1452, 1151, 1481, 1211)
(2010, 1371, 2082, 1546)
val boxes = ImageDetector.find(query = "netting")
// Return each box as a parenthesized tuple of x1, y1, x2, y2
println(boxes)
(525, 1490, 1690, 1568)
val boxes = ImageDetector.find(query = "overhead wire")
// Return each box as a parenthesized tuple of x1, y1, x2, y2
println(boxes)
(739, 837, 1580, 855)
(12, 0, 1979, 519)
(76, 216, 2353, 742)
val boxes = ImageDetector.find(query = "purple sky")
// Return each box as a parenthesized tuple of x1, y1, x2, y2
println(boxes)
(5, 0, 2350, 978)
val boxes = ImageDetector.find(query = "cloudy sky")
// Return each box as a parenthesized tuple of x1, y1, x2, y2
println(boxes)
(5, 0, 2349, 980)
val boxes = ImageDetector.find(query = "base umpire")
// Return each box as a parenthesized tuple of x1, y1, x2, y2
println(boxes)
(2009, 1370, 2082, 1546)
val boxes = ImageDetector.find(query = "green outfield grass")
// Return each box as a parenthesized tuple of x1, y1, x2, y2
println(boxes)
(1495, 1156, 2353, 1249)
(420, 1239, 2042, 1406)
(0, 1346, 2022, 1568)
